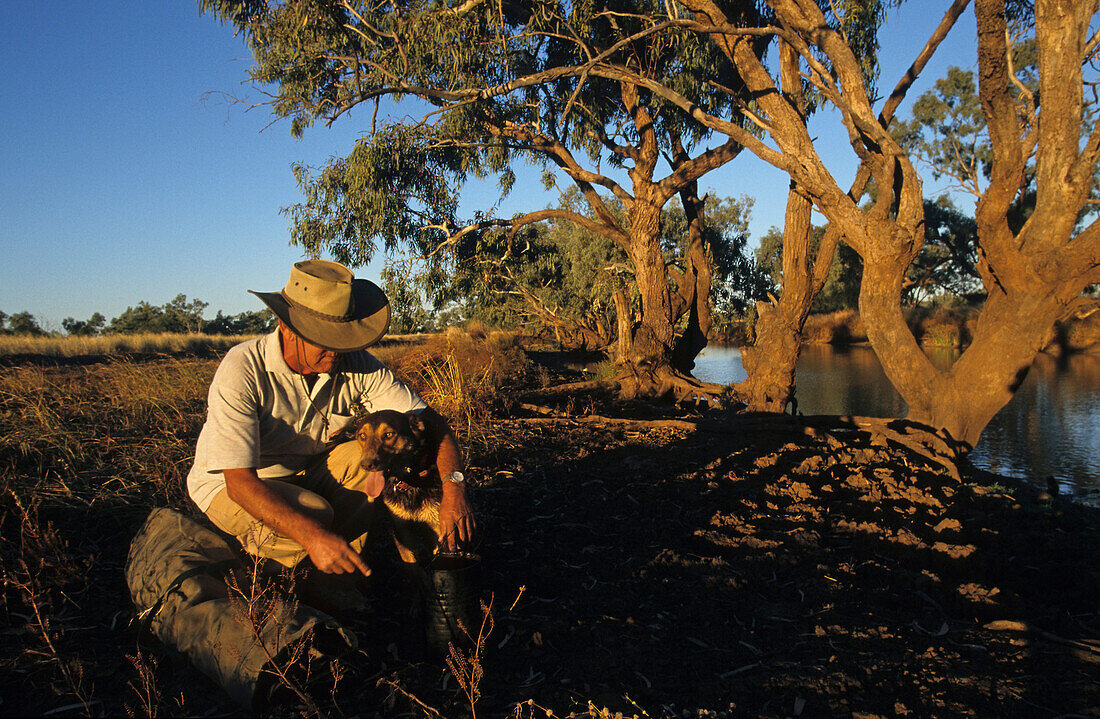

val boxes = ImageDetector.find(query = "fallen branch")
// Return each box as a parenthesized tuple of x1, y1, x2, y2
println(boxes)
(518, 403, 566, 417)
(985, 620, 1100, 662)
(518, 379, 621, 399)
(500, 414, 742, 434)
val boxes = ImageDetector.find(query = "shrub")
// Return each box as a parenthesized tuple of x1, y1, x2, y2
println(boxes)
(907, 306, 972, 347)
(802, 310, 867, 344)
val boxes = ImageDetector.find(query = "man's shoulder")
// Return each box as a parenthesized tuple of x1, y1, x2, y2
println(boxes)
(213, 335, 271, 383)
(339, 349, 387, 376)
(220, 335, 266, 365)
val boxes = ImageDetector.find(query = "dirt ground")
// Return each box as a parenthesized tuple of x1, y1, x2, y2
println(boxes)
(452, 408, 1100, 718)
(2, 358, 1099, 718)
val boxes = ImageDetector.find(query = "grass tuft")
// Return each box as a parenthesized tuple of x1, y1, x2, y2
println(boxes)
(386, 331, 530, 451)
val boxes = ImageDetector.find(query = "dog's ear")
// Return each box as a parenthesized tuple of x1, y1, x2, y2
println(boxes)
(407, 413, 428, 439)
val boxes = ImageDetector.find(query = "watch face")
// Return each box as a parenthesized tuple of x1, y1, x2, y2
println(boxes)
(445, 471, 466, 484)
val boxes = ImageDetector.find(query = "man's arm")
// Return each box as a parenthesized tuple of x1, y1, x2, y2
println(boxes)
(222, 468, 371, 576)
(422, 409, 476, 551)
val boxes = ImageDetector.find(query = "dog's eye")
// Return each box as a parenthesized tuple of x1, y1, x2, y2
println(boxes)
(383, 431, 394, 440)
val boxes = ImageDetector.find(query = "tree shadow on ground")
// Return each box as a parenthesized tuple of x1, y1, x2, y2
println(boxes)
(466, 413, 1100, 718)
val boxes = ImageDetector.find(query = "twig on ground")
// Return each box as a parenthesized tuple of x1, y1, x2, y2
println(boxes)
(15, 561, 94, 717)
(377, 677, 445, 718)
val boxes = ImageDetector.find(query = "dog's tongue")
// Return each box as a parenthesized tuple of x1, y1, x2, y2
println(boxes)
(364, 470, 385, 498)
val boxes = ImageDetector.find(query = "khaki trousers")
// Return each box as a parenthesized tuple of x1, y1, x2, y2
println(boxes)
(204, 441, 378, 568)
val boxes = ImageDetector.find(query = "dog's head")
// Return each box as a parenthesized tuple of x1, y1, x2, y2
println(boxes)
(355, 410, 429, 476)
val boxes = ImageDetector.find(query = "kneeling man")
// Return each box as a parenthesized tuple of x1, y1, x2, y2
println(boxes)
(186, 260, 475, 586)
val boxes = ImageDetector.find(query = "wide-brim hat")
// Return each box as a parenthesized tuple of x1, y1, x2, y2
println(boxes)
(250, 260, 390, 352)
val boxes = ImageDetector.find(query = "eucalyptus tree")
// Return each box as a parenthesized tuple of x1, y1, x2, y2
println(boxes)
(62, 313, 107, 337)
(443, 190, 760, 363)
(201, 0, 769, 399)
(448, 191, 631, 353)
(658, 0, 1100, 449)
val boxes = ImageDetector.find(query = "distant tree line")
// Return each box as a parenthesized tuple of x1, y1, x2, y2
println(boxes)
(0, 295, 276, 337)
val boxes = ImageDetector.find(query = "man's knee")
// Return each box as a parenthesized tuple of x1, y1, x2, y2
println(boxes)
(290, 487, 335, 526)
(205, 482, 335, 567)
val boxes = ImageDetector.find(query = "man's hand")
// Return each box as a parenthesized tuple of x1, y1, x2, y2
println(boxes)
(439, 483, 476, 552)
(302, 528, 372, 576)
(422, 407, 477, 552)
(223, 467, 370, 575)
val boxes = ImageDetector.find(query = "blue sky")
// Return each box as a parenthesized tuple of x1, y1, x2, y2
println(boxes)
(0, 2, 975, 331)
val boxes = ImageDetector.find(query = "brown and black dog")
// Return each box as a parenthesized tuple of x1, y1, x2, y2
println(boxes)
(352, 409, 443, 565)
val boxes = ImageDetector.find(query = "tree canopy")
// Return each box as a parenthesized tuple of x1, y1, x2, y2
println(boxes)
(109, 295, 210, 335)
(201, 0, 1100, 449)
(2, 311, 46, 336)
(201, 0, 778, 396)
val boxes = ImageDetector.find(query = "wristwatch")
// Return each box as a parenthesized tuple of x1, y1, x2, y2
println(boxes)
(442, 470, 466, 485)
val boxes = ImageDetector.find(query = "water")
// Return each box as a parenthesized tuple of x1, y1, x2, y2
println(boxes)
(693, 344, 1100, 500)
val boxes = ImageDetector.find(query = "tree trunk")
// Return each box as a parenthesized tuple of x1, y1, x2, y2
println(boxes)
(737, 301, 803, 412)
(734, 43, 832, 412)
(736, 179, 834, 412)
(671, 183, 714, 374)
(862, 254, 1075, 450)
(931, 287, 1066, 448)
(613, 286, 633, 365)
(625, 198, 676, 369)
(859, 256, 941, 418)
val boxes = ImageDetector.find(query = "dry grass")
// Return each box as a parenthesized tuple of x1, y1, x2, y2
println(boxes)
(0, 359, 214, 510)
(386, 328, 531, 451)
(0, 357, 218, 715)
(0, 333, 259, 358)
(0, 332, 530, 714)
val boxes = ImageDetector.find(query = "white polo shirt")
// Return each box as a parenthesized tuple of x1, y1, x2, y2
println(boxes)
(186, 330, 427, 511)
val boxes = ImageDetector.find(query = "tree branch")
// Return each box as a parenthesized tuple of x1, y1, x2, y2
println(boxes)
(656, 138, 744, 202)
(879, 0, 972, 125)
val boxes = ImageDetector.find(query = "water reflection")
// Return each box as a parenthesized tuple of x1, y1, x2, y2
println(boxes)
(694, 344, 1100, 500)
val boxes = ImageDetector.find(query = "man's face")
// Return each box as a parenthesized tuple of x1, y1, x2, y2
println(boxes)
(279, 322, 340, 375)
